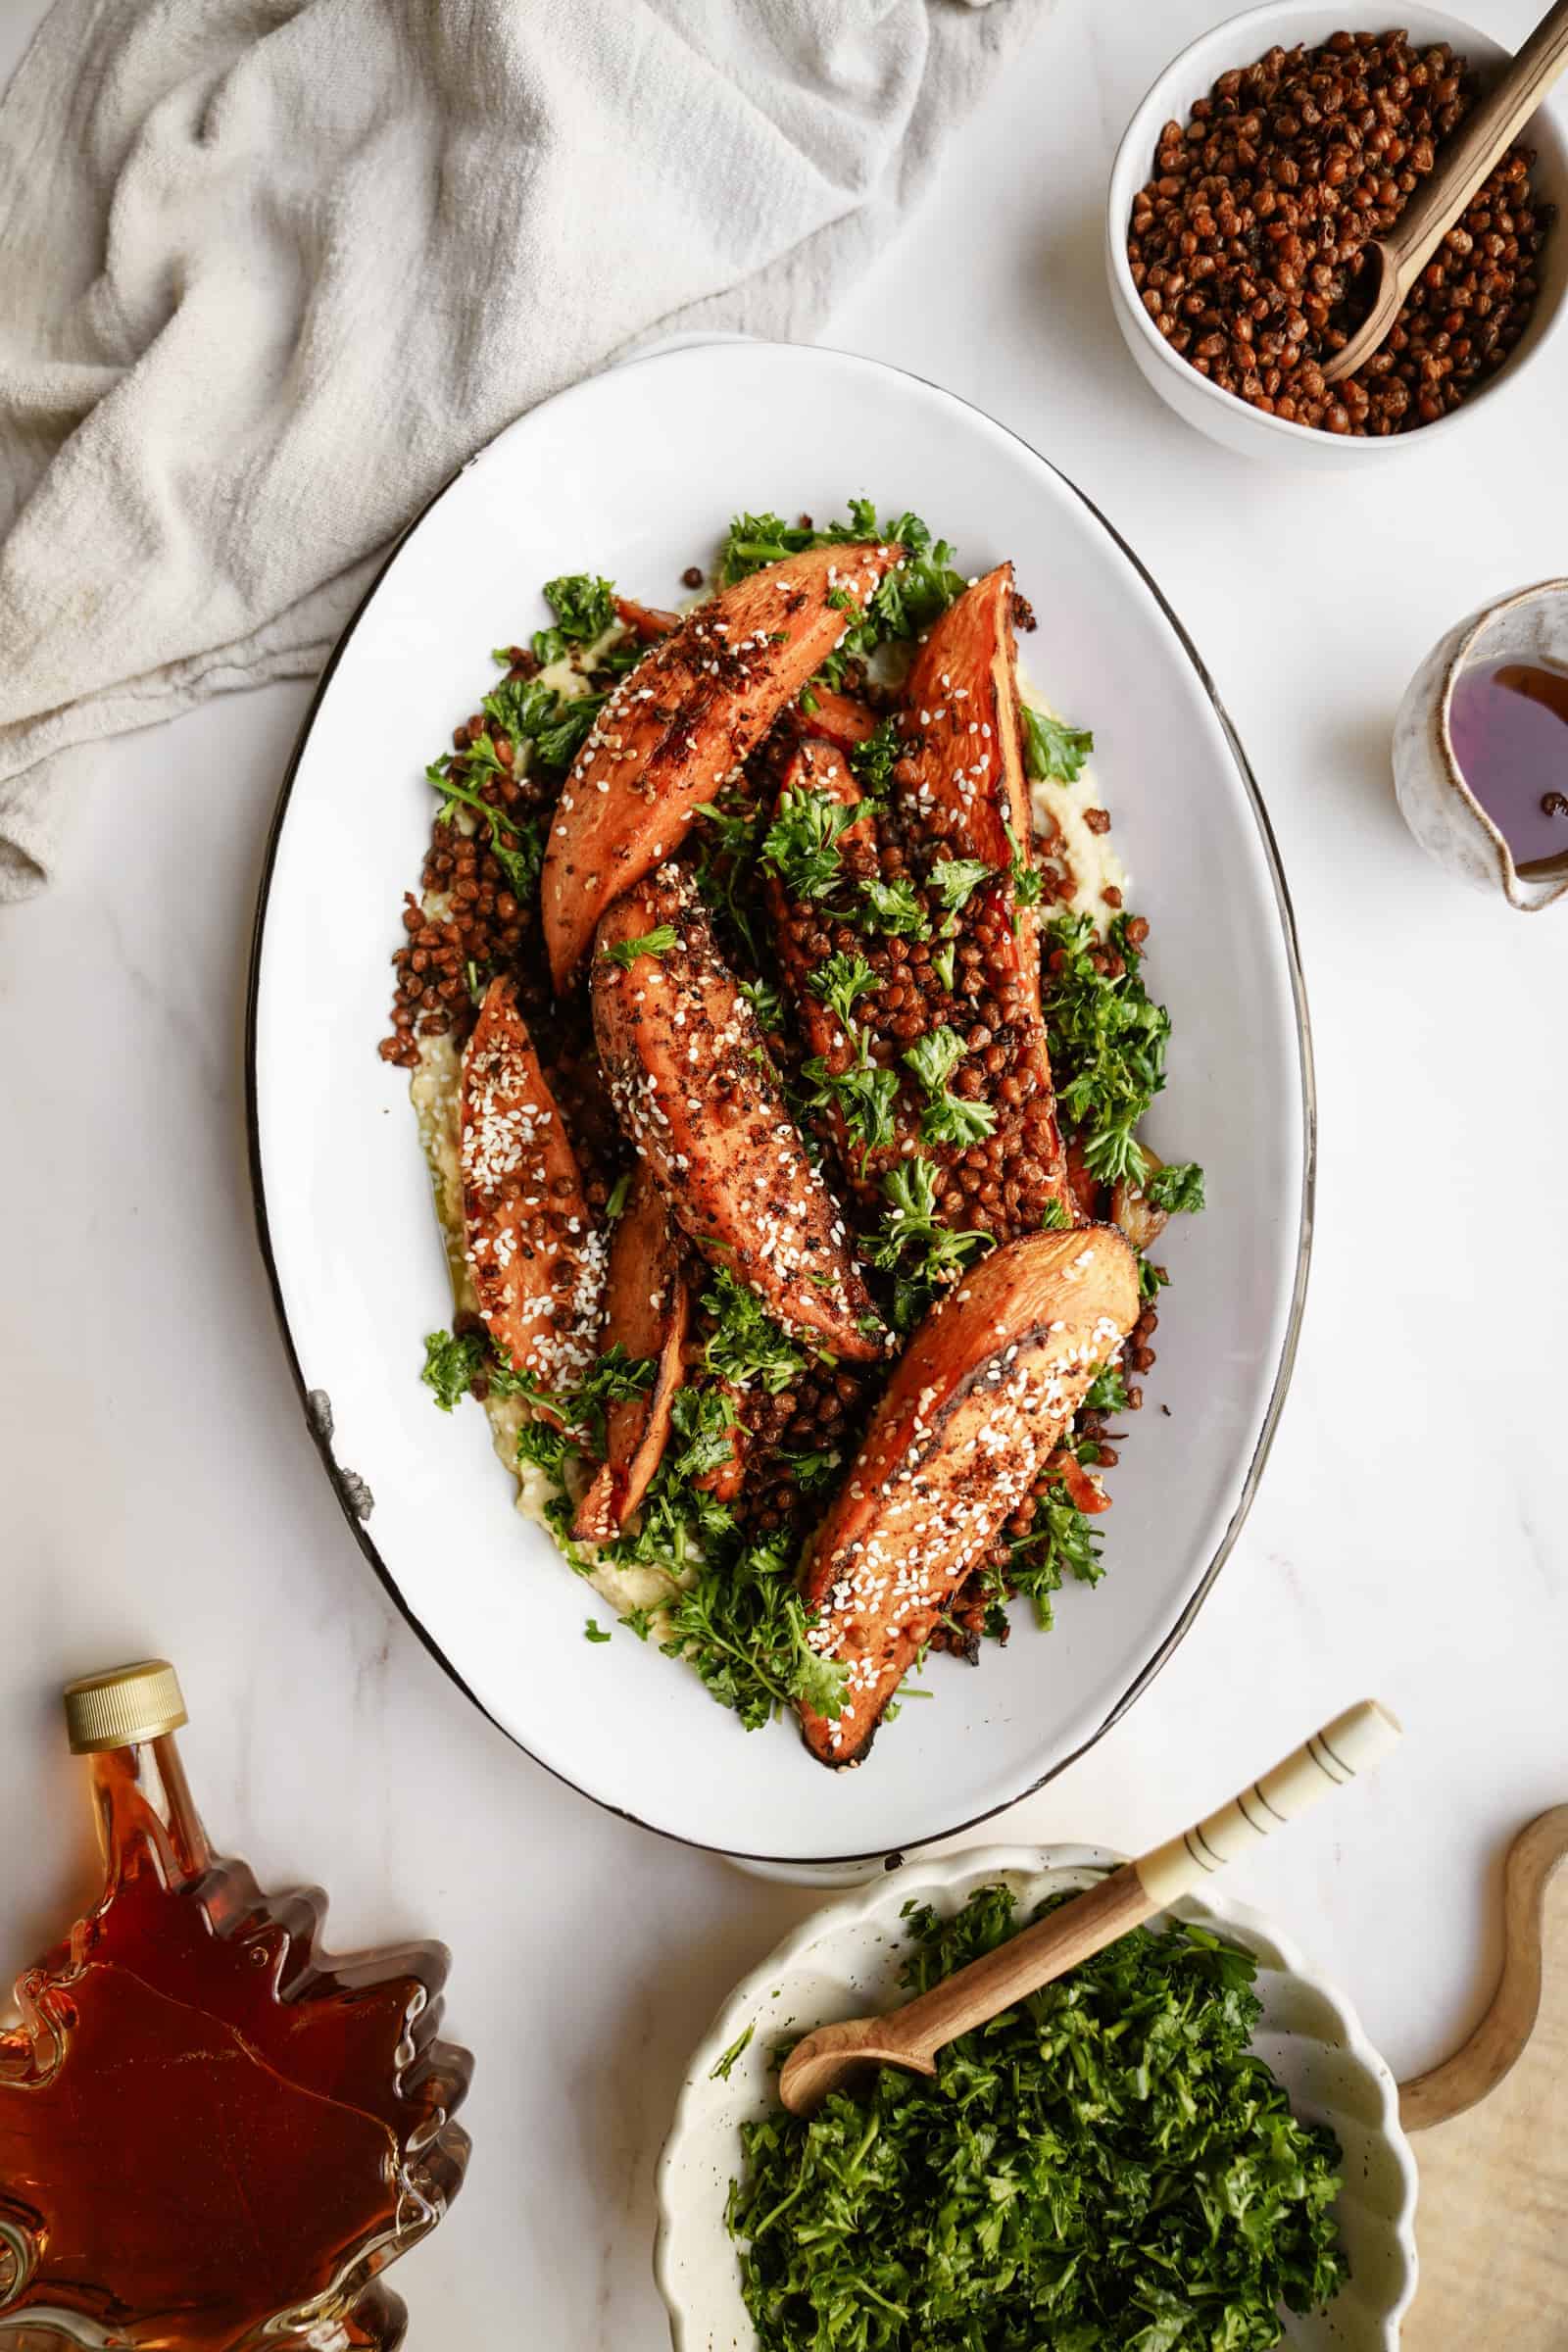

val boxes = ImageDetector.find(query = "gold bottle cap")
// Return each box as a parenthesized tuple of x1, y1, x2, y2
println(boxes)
(63, 1659, 188, 1754)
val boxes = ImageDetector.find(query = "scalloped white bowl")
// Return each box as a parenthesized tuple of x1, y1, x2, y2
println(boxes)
(655, 1845, 1417, 2351)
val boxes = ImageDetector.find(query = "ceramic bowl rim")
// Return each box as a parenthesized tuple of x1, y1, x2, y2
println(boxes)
(1437, 575, 1568, 910)
(1105, 0, 1568, 459)
(653, 1839, 1420, 2349)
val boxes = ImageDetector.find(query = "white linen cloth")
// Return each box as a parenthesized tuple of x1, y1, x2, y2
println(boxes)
(0, 0, 1045, 898)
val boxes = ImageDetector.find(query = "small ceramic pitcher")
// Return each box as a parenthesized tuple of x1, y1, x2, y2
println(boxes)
(1393, 578, 1568, 911)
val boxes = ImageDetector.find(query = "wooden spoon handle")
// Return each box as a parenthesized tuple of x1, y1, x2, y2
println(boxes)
(1136, 1698, 1402, 1908)
(1389, 0, 1568, 288)
(888, 1701, 1401, 2069)
(1397, 1804, 1568, 2132)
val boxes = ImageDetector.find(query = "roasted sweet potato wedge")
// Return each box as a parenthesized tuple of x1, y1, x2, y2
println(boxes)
(461, 976, 606, 1389)
(591, 866, 885, 1361)
(543, 540, 901, 988)
(899, 564, 1034, 918)
(798, 687, 879, 751)
(889, 563, 1066, 1208)
(612, 596, 679, 642)
(571, 1166, 688, 1542)
(796, 1223, 1138, 1765)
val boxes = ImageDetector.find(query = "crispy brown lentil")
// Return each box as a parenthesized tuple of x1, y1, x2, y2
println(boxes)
(1129, 29, 1554, 434)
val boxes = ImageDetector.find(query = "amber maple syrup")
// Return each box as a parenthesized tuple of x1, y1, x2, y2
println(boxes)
(0, 1663, 470, 2350)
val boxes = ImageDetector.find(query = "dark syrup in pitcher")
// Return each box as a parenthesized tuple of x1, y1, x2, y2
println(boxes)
(1447, 656, 1568, 880)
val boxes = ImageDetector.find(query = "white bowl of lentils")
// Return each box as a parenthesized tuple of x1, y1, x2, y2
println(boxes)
(1105, 4, 1568, 465)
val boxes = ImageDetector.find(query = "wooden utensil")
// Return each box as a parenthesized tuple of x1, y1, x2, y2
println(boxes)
(1398, 1806, 1568, 2346)
(1326, 0, 1568, 383)
(778, 1698, 1401, 2117)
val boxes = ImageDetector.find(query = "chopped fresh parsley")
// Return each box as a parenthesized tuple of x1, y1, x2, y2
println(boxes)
(420, 1326, 487, 1411)
(542, 572, 617, 644)
(1000, 1456, 1112, 1629)
(739, 975, 785, 1033)
(702, 1269, 808, 1395)
(902, 1028, 966, 1099)
(667, 1385, 739, 1483)
(1002, 816, 1045, 913)
(775, 1446, 842, 1493)
(480, 669, 606, 776)
(919, 1091, 997, 1150)
(601, 923, 678, 969)
(511, 1344, 656, 1457)
(1022, 702, 1095, 783)
(868, 1156, 993, 1332)
(1146, 1157, 1206, 1214)
(661, 1529, 849, 1731)
(729, 1884, 1349, 2352)
(762, 787, 859, 903)
(1083, 1362, 1130, 1416)
(848, 715, 901, 798)
(932, 940, 956, 993)
(691, 790, 769, 964)
(515, 1416, 571, 1480)
(925, 856, 994, 918)
(1040, 1194, 1071, 1231)
(1043, 910, 1183, 1189)
(859, 874, 930, 940)
(808, 951, 878, 1031)
(583, 1617, 612, 1644)
(803, 1033, 899, 1154)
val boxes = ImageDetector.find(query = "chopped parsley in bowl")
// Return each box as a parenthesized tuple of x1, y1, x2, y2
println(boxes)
(728, 1885, 1348, 2352)
(655, 1850, 1416, 2352)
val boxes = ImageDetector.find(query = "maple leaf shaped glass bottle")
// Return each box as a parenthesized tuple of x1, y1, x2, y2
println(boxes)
(0, 1661, 471, 2351)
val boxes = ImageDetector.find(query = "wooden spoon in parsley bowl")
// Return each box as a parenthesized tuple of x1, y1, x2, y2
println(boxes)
(779, 1698, 1399, 2115)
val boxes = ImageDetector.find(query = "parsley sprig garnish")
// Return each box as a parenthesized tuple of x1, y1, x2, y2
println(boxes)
(867, 1158, 993, 1331)
(803, 1032, 899, 1156)
(700, 1269, 808, 1394)
(762, 787, 859, 902)
(858, 874, 930, 940)
(1146, 1158, 1206, 1213)
(808, 951, 878, 1031)
(1022, 702, 1095, 783)
(1044, 910, 1186, 1189)
(899, 1030, 997, 1149)
(601, 924, 678, 969)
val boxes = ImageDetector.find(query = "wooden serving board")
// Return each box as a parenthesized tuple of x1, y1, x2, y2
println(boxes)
(1398, 1808, 1568, 2346)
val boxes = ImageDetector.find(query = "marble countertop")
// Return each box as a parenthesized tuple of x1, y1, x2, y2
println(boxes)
(2, 0, 1565, 2339)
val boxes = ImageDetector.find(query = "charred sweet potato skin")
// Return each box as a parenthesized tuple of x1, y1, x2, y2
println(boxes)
(543, 541, 901, 988)
(591, 866, 885, 1361)
(571, 1167, 688, 1542)
(796, 1224, 1139, 1765)
(461, 976, 607, 1389)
